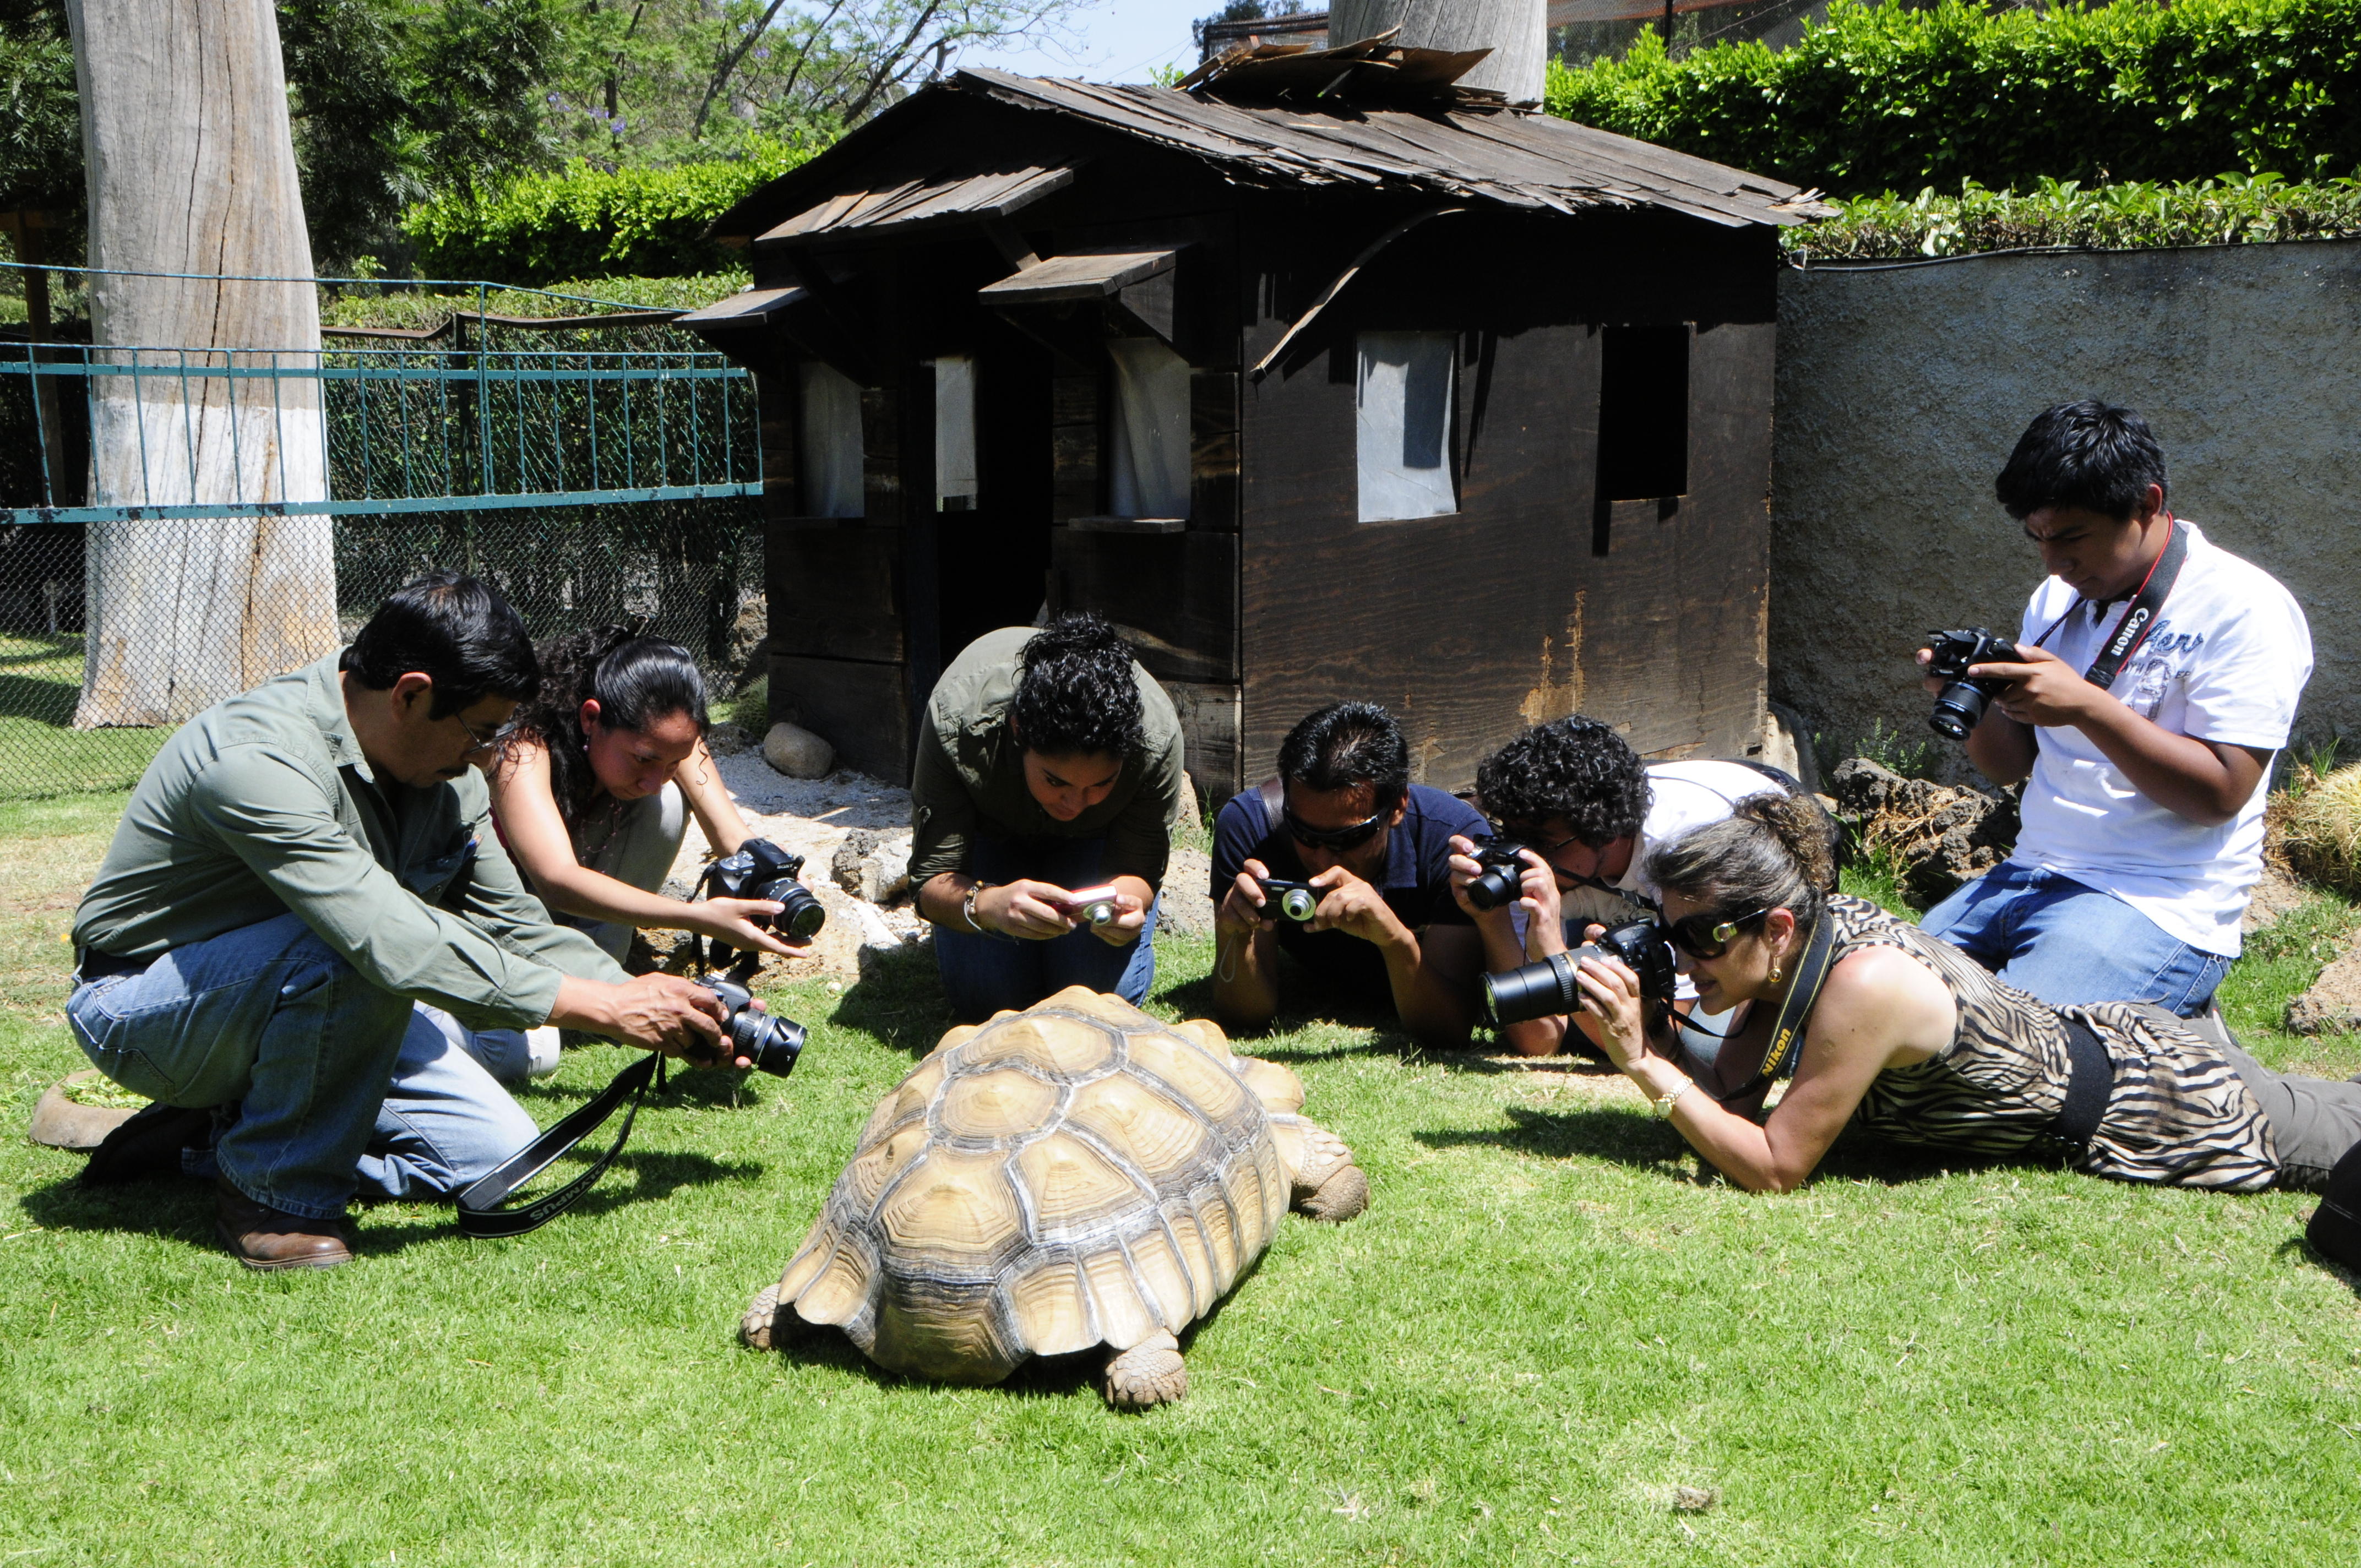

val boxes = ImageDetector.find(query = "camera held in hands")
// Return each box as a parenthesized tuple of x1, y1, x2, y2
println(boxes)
(1481, 919, 1679, 1029)
(1464, 840, 1532, 913)
(1924, 628, 2024, 742)
(1256, 878, 1320, 922)
(707, 837, 826, 940)
(695, 972, 805, 1077)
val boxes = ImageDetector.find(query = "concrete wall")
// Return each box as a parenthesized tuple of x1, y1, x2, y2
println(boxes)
(1771, 239, 2361, 781)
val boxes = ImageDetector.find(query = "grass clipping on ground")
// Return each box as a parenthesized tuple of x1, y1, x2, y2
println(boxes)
(3, 792, 2360, 1565)
(2278, 761, 2361, 901)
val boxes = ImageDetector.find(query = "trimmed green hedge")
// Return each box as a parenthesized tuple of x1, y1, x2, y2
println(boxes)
(404, 135, 825, 286)
(1791, 173, 2361, 259)
(1548, 0, 2361, 197)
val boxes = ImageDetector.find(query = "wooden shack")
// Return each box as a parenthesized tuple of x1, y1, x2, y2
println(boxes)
(682, 40, 1826, 803)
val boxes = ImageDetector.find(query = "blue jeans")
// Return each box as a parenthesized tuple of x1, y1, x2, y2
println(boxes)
(1919, 863, 2232, 1017)
(933, 834, 1159, 1020)
(64, 912, 540, 1219)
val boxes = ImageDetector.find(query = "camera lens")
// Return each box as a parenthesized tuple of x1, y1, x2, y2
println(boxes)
(1466, 863, 1522, 913)
(731, 1009, 806, 1078)
(1079, 899, 1117, 927)
(1929, 680, 1988, 741)
(1481, 951, 1581, 1027)
(766, 880, 828, 940)
(1279, 886, 1317, 922)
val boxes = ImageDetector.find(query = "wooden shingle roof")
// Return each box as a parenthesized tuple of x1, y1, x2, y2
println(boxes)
(951, 68, 1825, 230)
(714, 69, 1827, 244)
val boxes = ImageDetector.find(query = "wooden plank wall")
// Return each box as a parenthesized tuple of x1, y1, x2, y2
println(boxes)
(1237, 203, 1777, 793)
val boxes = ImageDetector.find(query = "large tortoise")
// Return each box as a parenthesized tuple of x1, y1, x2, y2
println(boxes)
(741, 986, 1368, 1407)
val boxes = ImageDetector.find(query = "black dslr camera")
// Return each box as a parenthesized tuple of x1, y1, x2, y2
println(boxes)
(707, 837, 826, 940)
(1924, 628, 2023, 741)
(1481, 919, 1679, 1029)
(1464, 840, 1532, 913)
(695, 971, 805, 1077)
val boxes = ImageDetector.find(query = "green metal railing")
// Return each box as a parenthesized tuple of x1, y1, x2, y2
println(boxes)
(1, 286, 760, 524)
(0, 266, 768, 798)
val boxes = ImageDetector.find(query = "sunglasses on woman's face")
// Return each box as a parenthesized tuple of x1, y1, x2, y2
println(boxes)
(1283, 806, 1386, 852)
(1663, 906, 1770, 960)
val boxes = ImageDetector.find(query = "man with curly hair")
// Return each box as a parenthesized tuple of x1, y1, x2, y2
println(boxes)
(910, 613, 1185, 1018)
(1455, 716, 1808, 1057)
(1210, 701, 1493, 1049)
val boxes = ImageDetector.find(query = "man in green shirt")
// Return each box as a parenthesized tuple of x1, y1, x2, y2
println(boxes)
(910, 614, 1183, 1018)
(68, 573, 737, 1271)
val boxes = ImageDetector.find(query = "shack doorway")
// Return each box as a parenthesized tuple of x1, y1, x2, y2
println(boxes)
(932, 322, 1055, 670)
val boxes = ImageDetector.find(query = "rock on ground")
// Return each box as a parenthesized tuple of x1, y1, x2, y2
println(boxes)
(2289, 942, 2361, 1035)
(1830, 756, 2018, 906)
(764, 721, 835, 779)
(1158, 846, 1216, 939)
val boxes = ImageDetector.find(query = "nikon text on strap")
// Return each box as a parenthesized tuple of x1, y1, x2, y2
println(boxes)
(2033, 518, 2189, 691)
(1739, 910, 1839, 1093)
(456, 1050, 666, 1239)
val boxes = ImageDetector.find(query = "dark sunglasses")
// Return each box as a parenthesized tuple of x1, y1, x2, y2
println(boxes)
(1283, 805, 1386, 851)
(1663, 906, 1769, 960)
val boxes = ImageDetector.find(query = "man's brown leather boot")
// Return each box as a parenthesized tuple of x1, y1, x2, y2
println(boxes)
(214, 1179, 353, 1271)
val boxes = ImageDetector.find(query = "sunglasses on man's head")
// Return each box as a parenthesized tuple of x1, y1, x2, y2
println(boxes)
(1663, 906, 1770, 960)
(1283, 805, 1386, 851)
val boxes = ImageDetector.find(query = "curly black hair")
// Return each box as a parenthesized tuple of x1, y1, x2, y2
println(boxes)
(1475, 715, 1650, 848)
(1277, 701, 1409, 810)
(1010, 612, 1145, 759)
(499, 625, 709, 841)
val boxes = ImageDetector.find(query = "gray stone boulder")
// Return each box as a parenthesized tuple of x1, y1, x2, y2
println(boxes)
(763, 721, 835, 779)
(1829, 756, 2018, 906)
(831, 827, 913, 906)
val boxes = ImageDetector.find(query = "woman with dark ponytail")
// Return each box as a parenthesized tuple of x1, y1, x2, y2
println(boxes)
(488, 627, 803, 967)
(1568, 793, 2361, 1204)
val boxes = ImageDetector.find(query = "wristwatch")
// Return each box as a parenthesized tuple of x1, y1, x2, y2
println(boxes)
(1651, 1080, 1694, 1120)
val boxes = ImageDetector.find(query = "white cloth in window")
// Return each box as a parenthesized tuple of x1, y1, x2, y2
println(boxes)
(934, 355, 978, 510)
(1356, 331, 1455, 522)
(1107, 337, 1191, 520)
(797, 361, 864, 518)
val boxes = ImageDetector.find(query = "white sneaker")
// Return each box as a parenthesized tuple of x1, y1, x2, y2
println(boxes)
(524, 1025, 564, 1080)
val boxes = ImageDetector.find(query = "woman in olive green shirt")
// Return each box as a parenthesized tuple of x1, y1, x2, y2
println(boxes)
(910, 614, 1184, 1019)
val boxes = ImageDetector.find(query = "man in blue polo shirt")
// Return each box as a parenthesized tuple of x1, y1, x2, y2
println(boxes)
(1210, 701, 1492, 1048)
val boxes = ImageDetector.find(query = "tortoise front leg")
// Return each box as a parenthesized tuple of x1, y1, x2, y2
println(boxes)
(1102, 1330, 1187, 1409)
(1284, 1118, 1370, 1222)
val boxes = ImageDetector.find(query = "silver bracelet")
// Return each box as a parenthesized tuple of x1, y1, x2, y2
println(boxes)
(961, 881, 993, 936)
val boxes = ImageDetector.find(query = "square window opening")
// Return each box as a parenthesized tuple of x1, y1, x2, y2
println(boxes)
(1356, 330, 1456, 523)
(1596, 324, 1689, 501)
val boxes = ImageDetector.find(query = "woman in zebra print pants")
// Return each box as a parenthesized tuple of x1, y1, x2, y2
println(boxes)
(1569, 792, 2361, 1200)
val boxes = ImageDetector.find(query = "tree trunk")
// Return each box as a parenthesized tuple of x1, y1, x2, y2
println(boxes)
(1329, 0, 1548, 105)
(65, 0, 336, 728)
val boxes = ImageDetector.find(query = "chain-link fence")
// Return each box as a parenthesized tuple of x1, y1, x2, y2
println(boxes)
(1, 276, 766, 801)
(0, 499, 764, 799)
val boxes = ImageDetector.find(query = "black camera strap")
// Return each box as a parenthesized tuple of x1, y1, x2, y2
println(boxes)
(1741, 910, 1838, 1091)
(2032, 518, 2189, 691)
(456, 1050, 667, 1239)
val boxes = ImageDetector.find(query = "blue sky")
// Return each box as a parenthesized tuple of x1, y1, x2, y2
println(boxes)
(957, 1, 1217, 84)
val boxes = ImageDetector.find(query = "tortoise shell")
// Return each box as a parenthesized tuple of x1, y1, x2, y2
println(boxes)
(759, 986, 1338, 1387)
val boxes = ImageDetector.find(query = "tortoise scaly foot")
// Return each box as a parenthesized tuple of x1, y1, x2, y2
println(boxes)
(1102, 1331, 1187, 1409)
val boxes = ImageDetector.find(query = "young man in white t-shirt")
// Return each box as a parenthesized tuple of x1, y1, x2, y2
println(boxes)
(1919, 400, 2313, 1016)
(1447, 715, 1813, 1056)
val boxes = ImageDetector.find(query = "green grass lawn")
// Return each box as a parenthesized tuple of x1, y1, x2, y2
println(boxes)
(3, 798, 2359, 1565)
(0, 634, 172, 799)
